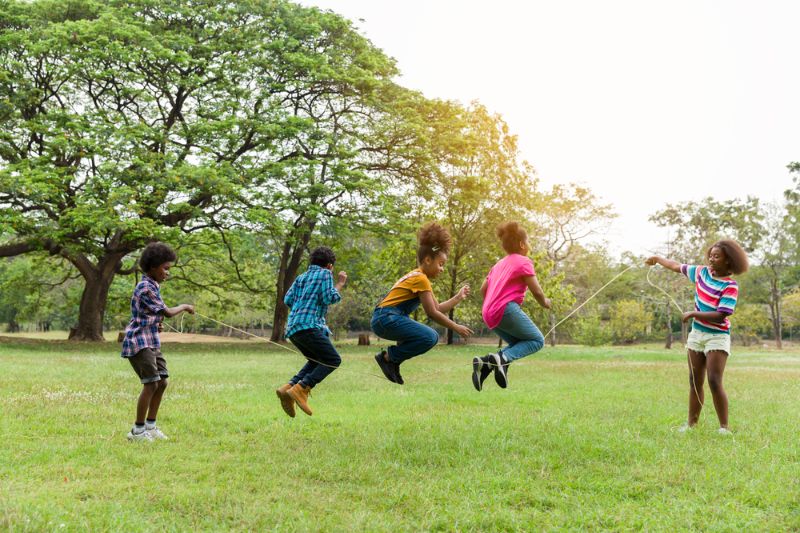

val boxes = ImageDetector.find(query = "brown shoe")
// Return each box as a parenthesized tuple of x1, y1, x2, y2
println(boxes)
(275, 383, 295, 418)
(287, 383, 313, 416)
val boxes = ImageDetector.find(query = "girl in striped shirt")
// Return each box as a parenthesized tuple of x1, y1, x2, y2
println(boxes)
(646, 239, 749, 434)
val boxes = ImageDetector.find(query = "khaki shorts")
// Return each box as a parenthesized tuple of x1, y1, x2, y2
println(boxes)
(128, 348, 169, 384)
(687, 329, 731, 356)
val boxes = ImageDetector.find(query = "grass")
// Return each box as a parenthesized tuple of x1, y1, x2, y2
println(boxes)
(2, 339, 800, 531)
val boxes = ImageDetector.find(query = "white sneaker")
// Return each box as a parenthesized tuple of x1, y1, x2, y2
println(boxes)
(127, 429, 154, 442)
(718, 427, 732, 436)
(146, 426, 169, 440)
(677, 424, 695, 433)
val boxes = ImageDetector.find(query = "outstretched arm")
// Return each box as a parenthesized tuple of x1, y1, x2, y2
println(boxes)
(437, 285, 470, 314)
(164, 304, 194, 318)
(524, 275, 551, 309)
(420, 291, 474, 338)
(645, 256, 681, 273)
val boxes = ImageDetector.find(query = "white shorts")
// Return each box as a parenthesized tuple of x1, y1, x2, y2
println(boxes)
(686, 329, 731, 356)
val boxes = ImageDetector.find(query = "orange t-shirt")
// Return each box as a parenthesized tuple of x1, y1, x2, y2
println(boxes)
(378, 269, 433, 307)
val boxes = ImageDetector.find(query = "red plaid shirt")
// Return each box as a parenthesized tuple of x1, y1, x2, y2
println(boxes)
(121, 276, 167, 357)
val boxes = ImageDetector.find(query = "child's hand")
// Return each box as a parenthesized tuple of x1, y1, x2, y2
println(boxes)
(158, 321, 164, 332)
(337, 271, 348, 286)
(645, 256, 659, 266)
(454, 324, 474, 338)
(682, 311, 694, 323)
(541, 297, 552, 309)
(457, 284, 470, 301)
(184, 304, 195, 315)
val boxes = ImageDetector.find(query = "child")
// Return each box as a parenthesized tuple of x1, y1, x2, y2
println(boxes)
(275, 246, 347, 417)
(473, 222, 551, 391)
(645, 239, 748, 434)
(371, 222, 473, 384)
(122, 242, 194, 441)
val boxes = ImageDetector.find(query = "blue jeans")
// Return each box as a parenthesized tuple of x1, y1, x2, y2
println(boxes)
(371, 302, 439, 364)
(492, 302, 545, 362)
(287, 328, 342, 388)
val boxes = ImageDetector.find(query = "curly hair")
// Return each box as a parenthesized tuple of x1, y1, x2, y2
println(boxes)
(496, 221, 528, 254)
(139, 242, 177, 273)
(310, 246, 336, 267)
(417, 222, 451, 263)
(708, 239, 749, 275)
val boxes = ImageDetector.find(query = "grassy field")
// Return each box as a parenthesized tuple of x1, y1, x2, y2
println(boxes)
(2, 339, 800, 531)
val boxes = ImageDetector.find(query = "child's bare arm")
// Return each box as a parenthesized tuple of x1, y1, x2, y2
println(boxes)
(524, 276, 551, 309)
(682, 310, 727, 324)
(420, 291, 474, 338)
(164, 304, 194, 318)
(438, 285, 469, 314)
(645, 256, 681, 273)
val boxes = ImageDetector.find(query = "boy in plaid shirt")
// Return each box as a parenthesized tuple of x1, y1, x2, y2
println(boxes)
(275, 246, 347, 417)
(122, 242, 194, 441)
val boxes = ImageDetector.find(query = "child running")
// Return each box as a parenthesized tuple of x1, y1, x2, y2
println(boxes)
(122, 242, 195, 441)
(371, 222, 473, 384)
(472, 222, 551, 391)
(275, 246, 347, 417)
(645, 239, 748, 434)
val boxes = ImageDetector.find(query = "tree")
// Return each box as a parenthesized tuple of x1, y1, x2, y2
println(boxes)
(734, 304, 771, 346)
(609, 300, 652, 344)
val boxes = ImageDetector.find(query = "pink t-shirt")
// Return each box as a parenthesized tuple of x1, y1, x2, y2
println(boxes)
(482, 254, 536, 329)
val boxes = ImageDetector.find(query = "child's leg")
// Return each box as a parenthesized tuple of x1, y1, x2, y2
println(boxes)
(136, 383, 158, 424)
(687, 349, 706, 426)
(289, 360, 319, 386)
(289, 329, 341, 388)
(146, 351, 169, 421)
(385, 317, 438, 363)
(492, 304, 545, 362)
(705, 350, 729, 428)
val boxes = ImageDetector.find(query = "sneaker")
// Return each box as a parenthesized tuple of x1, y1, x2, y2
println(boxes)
(127, 428, 154, 442)
(490, 352, 509, 389)
(275, 383, 296, 418)
(718, 427, 732, 436)
(677, 424, 695, 433)
(472, 356, 493, 392)
(374, 350, 399, 384)
(287, 383, 313, 416)
(392, 361, 404, 385)
(146, 426, 169, 440)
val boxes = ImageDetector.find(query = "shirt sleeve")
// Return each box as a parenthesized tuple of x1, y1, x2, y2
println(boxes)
(141, 288, 167, 316)
(519, 257, 535, 277)
(413, 274, 433, 293)
(284, 280, 297, 308)
(680, 264, 698, 283)
(320, 270, 342, 305)
(718, 283, 739, 315)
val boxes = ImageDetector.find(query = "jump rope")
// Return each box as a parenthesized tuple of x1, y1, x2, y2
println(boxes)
(164, 263, 704, 417)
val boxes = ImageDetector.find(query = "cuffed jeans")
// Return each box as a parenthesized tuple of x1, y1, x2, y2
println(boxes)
(492, 302, 545, 362)
(371, 306, 439, 364)
(288, 328, 342, 388)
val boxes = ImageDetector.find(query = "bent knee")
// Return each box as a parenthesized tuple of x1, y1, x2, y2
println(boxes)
(158, 377, 169, 389)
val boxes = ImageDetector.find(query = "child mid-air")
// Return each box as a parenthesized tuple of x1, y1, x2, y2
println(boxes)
(473, 222, 551, 391)
(645, 239, 748, 434)
(275, 246, 347, 417)
(121, 242, 195, 441)
(371, 222, 473, 384)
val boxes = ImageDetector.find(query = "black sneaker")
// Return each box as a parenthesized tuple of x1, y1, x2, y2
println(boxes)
(374, 350, 399, 384)
(490, 352, 509, 388)
(472, 355, 493, 391)
(392, 361, 405, 385)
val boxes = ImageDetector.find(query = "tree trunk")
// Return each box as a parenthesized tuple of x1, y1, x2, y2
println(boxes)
(665, 299, 673, 349)
(270, 227, 314, 342)
(770, 279, 783, 349)
(447, 309, 455, 345)
(548, 310, 557, 347)
(70, 254, 124, 341)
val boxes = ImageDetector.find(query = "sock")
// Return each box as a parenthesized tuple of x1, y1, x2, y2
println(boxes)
(133, 423, 146, 434)
(145, 419, 156, 430)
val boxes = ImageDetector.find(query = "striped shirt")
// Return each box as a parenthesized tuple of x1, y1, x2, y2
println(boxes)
(121, 276, 167, 357)
(284, 265, 341, 338)
(681, 264, 738, 334)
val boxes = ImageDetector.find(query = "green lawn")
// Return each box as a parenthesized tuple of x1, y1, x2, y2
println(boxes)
(2, 340, 800, 531)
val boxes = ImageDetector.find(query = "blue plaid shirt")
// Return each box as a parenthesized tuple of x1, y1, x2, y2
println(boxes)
(284, 265, 341, 338)
(121, 275, 167, 357)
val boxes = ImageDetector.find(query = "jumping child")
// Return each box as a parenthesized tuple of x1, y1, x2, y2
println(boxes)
(371, 222, 473, 384)
(645, 239, 748, 434)
(275, 246, 347, 417)
(122, 242, 195, 441)
(473, 222, 551, 391)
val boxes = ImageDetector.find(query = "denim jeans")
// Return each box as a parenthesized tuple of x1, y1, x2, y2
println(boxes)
(287, 328, 342, 388)
(492, 302, 545, 362)
(371, 299, 439, 364)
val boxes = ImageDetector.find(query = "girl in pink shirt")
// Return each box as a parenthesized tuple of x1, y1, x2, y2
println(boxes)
(473, 222, 551, 391)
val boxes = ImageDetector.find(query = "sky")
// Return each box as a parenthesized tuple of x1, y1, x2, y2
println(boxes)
(300, 0, 800, 257)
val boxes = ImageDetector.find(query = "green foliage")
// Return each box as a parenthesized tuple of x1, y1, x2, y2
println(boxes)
(734, 304, 771, 346)
(572, 314, 613, 346)
(609, 299, 653, 344)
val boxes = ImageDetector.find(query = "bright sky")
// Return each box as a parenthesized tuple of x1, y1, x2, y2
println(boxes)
(300, 0, 800, 257)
